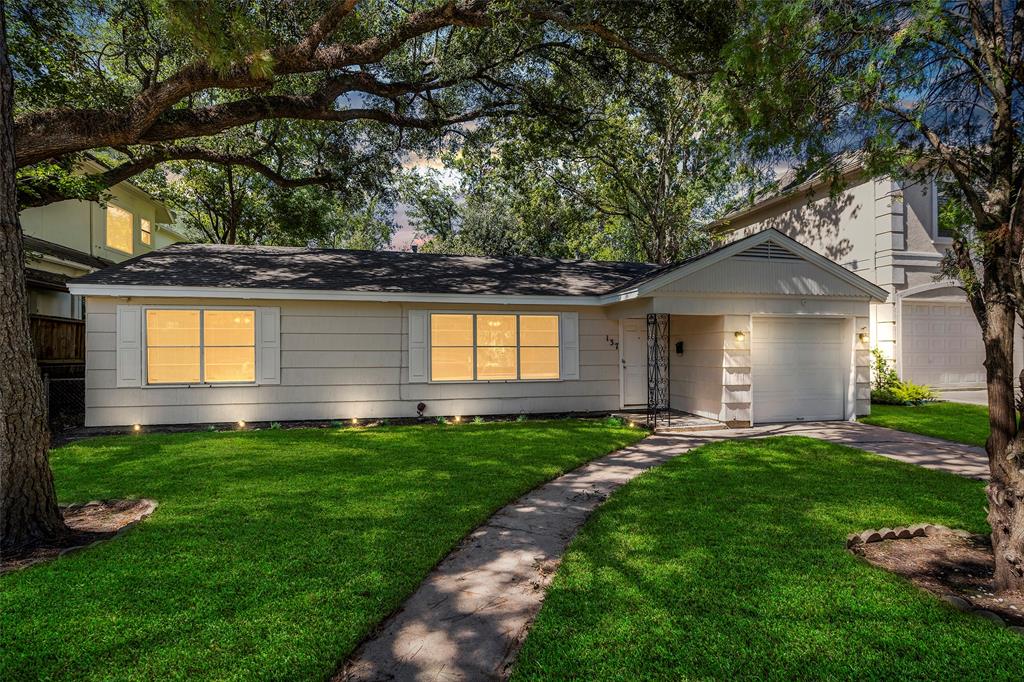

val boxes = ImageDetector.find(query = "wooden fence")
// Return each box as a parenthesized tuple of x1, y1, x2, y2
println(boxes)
(31, 315, 85, 363)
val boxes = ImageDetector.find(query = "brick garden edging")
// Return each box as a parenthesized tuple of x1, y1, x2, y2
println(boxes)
(848, 524, 1024, 634)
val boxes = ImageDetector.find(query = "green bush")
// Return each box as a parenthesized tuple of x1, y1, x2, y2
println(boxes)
(473, 416, 485, 424)
(870, 347, 935, 405)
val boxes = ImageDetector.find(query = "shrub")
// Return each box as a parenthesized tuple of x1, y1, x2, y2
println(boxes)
(871, 383, 936, 406)
(270, 422, 282, 430)
(331, 420, 344, 428)
(869, 347, 935, 405)
(473, 416, 485, 424)
(604, 416, 625, 427)
(516, 414, 528, 422)
(436, 416, 447, 425)
(871, 347, 900, 391)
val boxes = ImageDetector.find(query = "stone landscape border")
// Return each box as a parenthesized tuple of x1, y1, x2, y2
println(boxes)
(848, 524, 1024, 634)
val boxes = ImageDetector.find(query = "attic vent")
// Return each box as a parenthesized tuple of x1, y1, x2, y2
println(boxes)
(735, 240, 803, 262)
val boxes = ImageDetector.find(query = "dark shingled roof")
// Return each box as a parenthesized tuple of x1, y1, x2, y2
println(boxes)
(74, 243, 670, 297)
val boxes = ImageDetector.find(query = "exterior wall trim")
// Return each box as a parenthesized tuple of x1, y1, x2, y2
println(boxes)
(69, 283, 608, 307)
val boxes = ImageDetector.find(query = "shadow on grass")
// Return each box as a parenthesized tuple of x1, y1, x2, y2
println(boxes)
(1, 420, 642, 681)
(512, 436, 1020, 681)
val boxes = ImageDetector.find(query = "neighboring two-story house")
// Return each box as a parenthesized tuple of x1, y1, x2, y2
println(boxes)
(717, 161, 1001, 392)
(20, 157, 185, 370)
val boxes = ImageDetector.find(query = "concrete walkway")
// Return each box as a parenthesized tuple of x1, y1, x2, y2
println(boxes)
(337, 422, 988, 681)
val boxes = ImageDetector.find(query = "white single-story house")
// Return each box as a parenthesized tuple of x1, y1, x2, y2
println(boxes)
(68, 228, 887, 428)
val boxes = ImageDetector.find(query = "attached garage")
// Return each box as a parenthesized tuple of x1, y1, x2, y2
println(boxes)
(901, 298, 985, 390)
(751, 317, 847, 423)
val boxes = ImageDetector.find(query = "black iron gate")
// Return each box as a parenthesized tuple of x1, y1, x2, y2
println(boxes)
(646, 313, 670, 427)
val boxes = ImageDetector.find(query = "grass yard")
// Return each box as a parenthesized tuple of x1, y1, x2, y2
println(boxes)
(512, 436, 1023, 681)
(0, 420, 642, 681)
(859, 401, 990, 447)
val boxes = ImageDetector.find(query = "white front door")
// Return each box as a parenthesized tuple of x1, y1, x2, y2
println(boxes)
(752, 317, 845, 423)
(622, 318, 647, 406)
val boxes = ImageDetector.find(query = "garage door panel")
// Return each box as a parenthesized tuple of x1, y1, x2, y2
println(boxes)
(902, 300, 985, 389)
(752, 318, 845, 424)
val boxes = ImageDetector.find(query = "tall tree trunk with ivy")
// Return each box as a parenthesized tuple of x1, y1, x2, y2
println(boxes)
(0, 3, 66, 551)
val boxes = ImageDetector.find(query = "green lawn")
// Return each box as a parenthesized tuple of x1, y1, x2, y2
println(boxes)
(512, 436, 1022, 681)
(859, 401, 990, 447)
(0, 420, 642, 681)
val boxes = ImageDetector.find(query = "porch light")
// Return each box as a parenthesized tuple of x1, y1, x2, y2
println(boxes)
(734, 331, 746, 342)
(858, 332, 870, 344)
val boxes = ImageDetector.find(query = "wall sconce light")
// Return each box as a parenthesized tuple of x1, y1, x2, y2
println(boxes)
(734, 331, 746, 342)
(858, 332, 870, 344)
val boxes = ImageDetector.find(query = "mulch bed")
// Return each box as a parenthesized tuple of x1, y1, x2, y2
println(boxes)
(852, 527, 1024, 628)
(1, 499, 157, 574)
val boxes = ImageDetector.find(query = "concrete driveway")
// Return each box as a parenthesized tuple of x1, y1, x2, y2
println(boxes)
(938, 389, 988, 405)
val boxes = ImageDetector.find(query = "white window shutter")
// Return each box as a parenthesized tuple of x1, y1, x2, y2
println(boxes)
(115, 304, 142, 387)
(408, 310, 429, 383)
(257, 307, 281, 385)
(559, 312, 580, 380)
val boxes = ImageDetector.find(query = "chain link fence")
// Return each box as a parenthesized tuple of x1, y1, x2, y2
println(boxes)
(43, 375, 85, 433)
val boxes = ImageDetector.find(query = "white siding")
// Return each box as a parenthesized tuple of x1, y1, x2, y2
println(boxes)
(85, 297, 619, 426)
(658, 254, 866, 298)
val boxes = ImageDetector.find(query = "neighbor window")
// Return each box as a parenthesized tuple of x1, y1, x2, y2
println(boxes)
(140, 218, 152, 245)
(934, 175, 968, 240)
(145, 309, 255, 384)
(106, 205, 134, 254)
(430, 313, 559, 381)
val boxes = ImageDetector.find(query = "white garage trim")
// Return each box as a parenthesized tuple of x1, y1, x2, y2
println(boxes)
(751, 315, 855, 424)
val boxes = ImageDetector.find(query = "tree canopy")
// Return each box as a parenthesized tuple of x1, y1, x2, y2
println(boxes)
(9, 0, 736, 210)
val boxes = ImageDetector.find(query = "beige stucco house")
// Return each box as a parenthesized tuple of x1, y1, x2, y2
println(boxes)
(69, 229, 887, 428)
(717, 164, 997, 391)
(21, 157, 185, 367)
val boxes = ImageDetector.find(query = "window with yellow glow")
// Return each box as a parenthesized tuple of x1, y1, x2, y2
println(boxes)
(519, 315, 559, 379)
(145, 309, 255, 384)
(140, 218, 152, 245)
(146, 310, 200, 384)
(203, 310, 255, 382)
(430, 314, 474, 381)
(429, 313, 561, 381)
(106, 205, 134, 254)
(476, 315, 517, 380)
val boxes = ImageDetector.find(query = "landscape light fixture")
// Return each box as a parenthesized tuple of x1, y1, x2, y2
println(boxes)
(237, 420, 246, 428)
(132, 424, 141, 432)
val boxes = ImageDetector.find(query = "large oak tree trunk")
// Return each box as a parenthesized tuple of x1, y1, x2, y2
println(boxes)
(0, 4, 66, 552)
(981, 296, 1024, 591)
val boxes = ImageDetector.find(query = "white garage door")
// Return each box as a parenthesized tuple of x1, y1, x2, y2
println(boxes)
(752, 318, 845, 423)
(901, 301, 985, 389)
